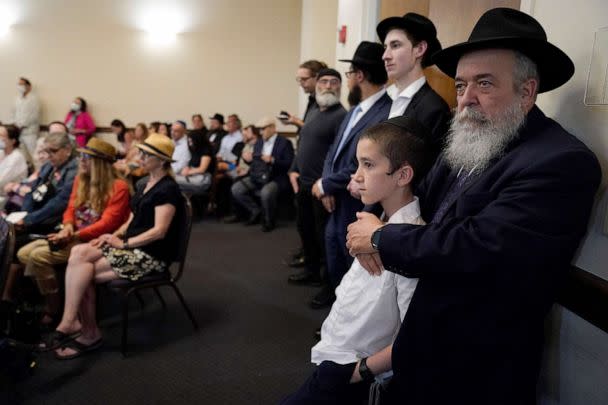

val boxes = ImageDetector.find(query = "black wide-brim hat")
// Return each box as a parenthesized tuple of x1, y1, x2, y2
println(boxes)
(432, 8, 574, 93)
(339, 41, 385, 70)
(376, 12, 441, 68)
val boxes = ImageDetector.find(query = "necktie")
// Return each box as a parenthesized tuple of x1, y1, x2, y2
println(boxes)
(432, 170, 475, 223)
(332, 105, 362, 165)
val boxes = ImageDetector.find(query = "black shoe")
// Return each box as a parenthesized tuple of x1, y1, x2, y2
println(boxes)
(223, 215, 241, 224)
(288, 270, 322, 286)
(310, 286, 335, 309)
(287, 256, 306, 268)
(244, 212, 261, 226)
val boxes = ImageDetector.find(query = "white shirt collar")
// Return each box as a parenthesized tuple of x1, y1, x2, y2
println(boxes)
(386, 76, 426, 101)
(358, 88, 386, 115)
(385, 196, 421, 224)
(264, 133, 278, 144)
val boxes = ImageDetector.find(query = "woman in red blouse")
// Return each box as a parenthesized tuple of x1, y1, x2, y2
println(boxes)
(16, 138, 130, 326)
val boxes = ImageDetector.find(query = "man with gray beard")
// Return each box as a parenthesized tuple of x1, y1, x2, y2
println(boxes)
(288, 69, 346, 294)
(346, 8, 600, 404)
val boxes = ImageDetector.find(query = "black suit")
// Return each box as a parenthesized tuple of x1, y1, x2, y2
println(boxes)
(401, 82, 451, 160)
(380, 106, 601, 404)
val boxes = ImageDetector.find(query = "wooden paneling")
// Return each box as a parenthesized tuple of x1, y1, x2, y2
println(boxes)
(380, 0, 429, 20)
(379, 0, 520, 108)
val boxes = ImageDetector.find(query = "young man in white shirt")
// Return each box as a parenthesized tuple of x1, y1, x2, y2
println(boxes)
(377, 13, 450, 158)
(281, 116, 433, 405)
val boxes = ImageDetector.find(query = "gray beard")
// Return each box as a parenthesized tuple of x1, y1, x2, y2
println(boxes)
(316, 91, 341, 108)
(444, 102, 526, 174)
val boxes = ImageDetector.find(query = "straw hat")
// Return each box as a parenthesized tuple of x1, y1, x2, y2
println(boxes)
(136, 132, 176, 162)
(76, 137, 117, 162)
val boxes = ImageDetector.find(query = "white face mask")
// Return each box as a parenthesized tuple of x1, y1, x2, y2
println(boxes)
(0, 139, 6, 150)
(17, 84, 27, 95)
(70, 102, 80, 112)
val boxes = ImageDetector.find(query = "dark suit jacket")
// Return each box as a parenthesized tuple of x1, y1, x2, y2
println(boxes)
(379, 106, 601, 404)
(321, 93, 392, 232)
(253, 135, 294, 192)
(401, 82, 452, 160)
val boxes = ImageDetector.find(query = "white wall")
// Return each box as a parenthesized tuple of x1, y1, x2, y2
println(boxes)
(298, 0, 339, 116)
(518, 1, 608, 404)
(335, 0, 380, 105)
(0, 0, 302, 129)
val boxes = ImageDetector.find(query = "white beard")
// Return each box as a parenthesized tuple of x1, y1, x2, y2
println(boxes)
(444, 101, 526, 174)
(316, 90, 341, 108)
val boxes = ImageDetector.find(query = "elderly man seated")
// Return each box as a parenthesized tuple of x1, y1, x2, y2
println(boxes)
(230, 117, 294, 232)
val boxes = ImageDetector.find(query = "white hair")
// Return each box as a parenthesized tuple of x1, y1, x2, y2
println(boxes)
(316, 89, 341, 108)
(443, 100, 526, 174)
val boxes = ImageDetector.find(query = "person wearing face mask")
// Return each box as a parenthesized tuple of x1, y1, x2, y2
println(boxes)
(0, 125, 29, 205)
(64, 97, 96, 148)
(11, 77, 41, 165)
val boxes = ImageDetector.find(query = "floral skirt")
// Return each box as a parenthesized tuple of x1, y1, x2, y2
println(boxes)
(101, 246, 167, 281)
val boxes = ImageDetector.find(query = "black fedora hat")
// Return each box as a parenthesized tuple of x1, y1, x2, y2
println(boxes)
(376, 12, 441, 68)
(209, 113, 224, 124)
(339, 41, 385, 69)
(432, 8, 574, 93)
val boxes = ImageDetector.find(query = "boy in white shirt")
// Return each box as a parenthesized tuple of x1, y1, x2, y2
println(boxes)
(281, 116, 432, 404)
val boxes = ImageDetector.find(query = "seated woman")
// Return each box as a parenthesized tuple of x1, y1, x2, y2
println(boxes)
(41, 133, 184, 357)
(110, 119, 132, 157)
(175, 129, 215, 195)
(0, 125, 29, 206)
(12, 138, 130, 325)
(3, 136, 49, 213)
(114, 123, 149, 182)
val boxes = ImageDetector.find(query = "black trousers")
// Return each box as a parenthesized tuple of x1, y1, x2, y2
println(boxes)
(280, 361, 370, 405)
(295, 187, 328, 277)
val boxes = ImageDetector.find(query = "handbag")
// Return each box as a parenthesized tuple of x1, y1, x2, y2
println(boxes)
(248, 158, 271, 187)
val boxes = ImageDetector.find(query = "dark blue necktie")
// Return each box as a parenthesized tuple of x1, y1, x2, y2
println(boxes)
(432, 170, 474, 223)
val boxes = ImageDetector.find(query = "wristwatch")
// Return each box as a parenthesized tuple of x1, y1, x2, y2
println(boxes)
(358, 357, 375, 382)
(371, 226, 383, 251)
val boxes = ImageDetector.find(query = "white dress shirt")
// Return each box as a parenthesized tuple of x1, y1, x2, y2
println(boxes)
(12, 92, 41, 137)
(311, 198, 424, 365)
(262, 134, 278, 156)
(171, 136, 191, 174)
(0, 149, 29, 195)
(217, 130, 243, 163)
(387, 76, 426, 118)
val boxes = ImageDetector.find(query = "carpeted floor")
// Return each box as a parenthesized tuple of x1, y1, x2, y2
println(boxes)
(13, 218, 330, 404)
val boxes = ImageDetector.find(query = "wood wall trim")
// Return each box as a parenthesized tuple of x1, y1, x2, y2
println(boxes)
(559, 266, 608, 333)
(37, 125, 298, 138)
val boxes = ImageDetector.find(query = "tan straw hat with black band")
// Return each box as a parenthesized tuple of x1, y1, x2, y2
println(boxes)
(136, 133, 176, 162)
(76, 137, 117, 162)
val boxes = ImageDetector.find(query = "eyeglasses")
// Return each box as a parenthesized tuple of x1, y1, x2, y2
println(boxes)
(345, 70, 356, 78)
(79, 153, 91, 161)
(317, 78, 340, 86)
(138, 149, 153, 158)
(295, 76, 312, 84)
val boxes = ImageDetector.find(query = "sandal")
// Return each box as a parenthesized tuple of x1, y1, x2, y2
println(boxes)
(55, 337, 103, 360)
(37, 329, 82, 352)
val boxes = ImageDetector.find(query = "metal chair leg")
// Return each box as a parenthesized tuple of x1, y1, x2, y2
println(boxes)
(153, 287, 167, 309)
(170, 283, 199, 330)
(135, 291, 145, 310)
(121, 292, 130, 357)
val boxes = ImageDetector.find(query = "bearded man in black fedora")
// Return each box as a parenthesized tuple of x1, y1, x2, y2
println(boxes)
(346, 8, 601, 404)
